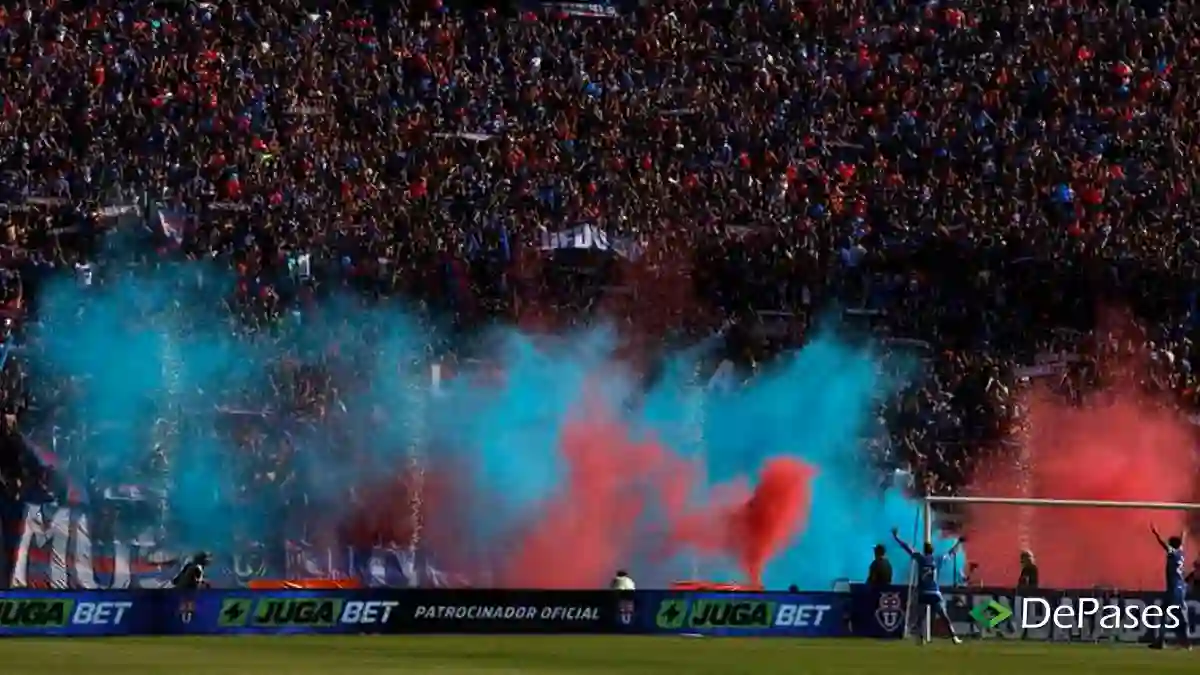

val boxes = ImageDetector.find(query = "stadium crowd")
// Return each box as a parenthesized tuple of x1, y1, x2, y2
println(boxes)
(0, 0, 1199, 552)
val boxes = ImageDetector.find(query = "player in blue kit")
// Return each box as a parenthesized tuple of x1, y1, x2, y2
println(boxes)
(892, 528, 966, 644)
(1150, 524, 1191, 650)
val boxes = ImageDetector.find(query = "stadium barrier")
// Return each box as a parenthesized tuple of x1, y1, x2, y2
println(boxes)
(0, 589, 849, 637)
(13, 585, 1195, 640)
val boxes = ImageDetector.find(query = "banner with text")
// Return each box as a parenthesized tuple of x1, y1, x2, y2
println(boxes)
(0, 591, 150, 636)
(0, 590, 628, 637)
(401, 589, 618, 633)
(285, 541, 461, 588)
(7, 502, 279, 589)
(642, 592, 849, 637)
(183, 591, 398, 635)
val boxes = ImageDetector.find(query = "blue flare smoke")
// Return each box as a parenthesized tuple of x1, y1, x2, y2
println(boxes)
(431, 323, 956, 589)
(31, 263, 270, 550)
(28, 255, 952, 589)
(642, 332, 956, 589)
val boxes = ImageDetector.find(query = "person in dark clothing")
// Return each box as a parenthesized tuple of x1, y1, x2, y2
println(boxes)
(1018, 551, 1039, 590)
(1017, 551, 1039, 640)
(867, 544, 893, 587)
(172, 552, 212, 589)
(1186, 559, 1200, 599)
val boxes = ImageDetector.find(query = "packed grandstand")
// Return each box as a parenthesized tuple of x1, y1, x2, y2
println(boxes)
(0, 0, 1198, 587)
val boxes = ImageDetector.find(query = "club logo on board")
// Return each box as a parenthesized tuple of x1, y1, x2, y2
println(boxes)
(875, 592, 903, 631)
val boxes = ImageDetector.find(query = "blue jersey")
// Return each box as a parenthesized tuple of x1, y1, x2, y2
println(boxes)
(1167, 547, 1185, 593)
(914, 553, 944, 594)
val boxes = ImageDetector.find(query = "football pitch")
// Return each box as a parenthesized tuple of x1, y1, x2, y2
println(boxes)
(2, 636, 1196, 674)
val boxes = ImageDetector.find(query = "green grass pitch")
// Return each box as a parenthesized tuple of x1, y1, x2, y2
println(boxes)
(2, 636, 1196, 674)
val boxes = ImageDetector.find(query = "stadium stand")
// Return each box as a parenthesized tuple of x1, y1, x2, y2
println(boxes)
(0, 0, 1198, 583)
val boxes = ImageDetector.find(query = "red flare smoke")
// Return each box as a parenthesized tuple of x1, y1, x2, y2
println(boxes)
(498, 407, 815, 588)
(963, 380, 1198, 590)
(729, 458, 814, 585)
(339, 401, 816, 588)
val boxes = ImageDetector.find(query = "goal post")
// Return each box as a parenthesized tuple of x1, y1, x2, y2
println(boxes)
(913, 495, 1200, 643)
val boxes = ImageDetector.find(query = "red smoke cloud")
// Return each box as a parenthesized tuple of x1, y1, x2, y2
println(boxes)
(730, 458, 814, 584)
(495, 405, 814, 588)
(339, 466, 471, 560)
(342, 402, 815, 588)
(963, 379, 1198, 590)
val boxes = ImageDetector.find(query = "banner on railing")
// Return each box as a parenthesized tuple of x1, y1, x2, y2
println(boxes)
(6, 586, 1199, 640)
(180, 591, 399, 634)
(0, 590, 627, 636)
(522, 0, 625, 18)
(285, 541, 460, 588)
(849, 585, 914, 639)
(6, 502, 280, 589)
(182, 589, 620, 635)
(400, 590, 615, 633)
(8, 503, 174, 589)
(641, 592, 848, 637)
(0, 589, 852, 637)
(0, 591, 150, 636)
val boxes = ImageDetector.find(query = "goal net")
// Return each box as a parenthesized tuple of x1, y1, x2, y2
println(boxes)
(905, 496, 1200, 644)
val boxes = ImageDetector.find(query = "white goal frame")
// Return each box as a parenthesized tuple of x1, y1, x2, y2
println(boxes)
(914, 496, 1200, 643)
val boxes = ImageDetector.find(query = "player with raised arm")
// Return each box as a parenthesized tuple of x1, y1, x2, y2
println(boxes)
(1150, 525, 1191, 650)
(892, 527, 965, 644)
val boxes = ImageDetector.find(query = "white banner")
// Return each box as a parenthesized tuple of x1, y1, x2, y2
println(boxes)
(538, 2, 618, 17)
(9, 503, 170, 589)
(537, 223, 643, 260)
(155, 206, 190, 244)
(1013, 352, 1082, 379)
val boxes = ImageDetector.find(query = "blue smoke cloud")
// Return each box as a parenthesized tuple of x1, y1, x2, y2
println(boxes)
(28, 258, 952, 589)
(31, 263, 268, 549)
(429, 323, 955, 589)
(643, 332, 957, 589)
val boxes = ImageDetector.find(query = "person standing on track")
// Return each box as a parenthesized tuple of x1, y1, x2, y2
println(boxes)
(172, 551, 212, 589)
(611, 569, 635, 590)
(1150, 525, 1191, 651)
(892, 528, 965, 645)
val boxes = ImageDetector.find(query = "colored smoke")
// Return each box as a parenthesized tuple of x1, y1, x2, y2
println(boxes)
(31, 264, 269, 547)
(677, 338, 952, 588)
(700, 457, 815, 587)
(29, 255, 944, 589)
(963, 377, 1198, 590)
(492, 405, 815, 589)
(438, 328, 947, 589)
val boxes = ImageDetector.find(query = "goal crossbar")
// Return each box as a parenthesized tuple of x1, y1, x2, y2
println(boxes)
(909, 495, 1200, 643)
(925, 496, 1200, 510)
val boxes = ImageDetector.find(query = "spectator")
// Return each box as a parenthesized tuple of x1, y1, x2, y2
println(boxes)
(866, 544, 892, 588)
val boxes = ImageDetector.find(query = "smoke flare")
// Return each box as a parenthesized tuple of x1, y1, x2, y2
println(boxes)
(29, 261, 945, 589)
